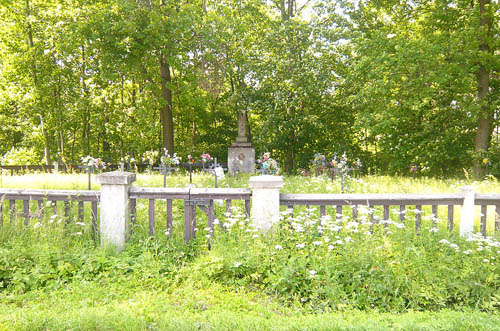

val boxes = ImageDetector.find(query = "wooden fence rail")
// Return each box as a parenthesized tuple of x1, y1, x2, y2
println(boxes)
(129, 187, 251, 242)
(280, 193, 500, 236)
(0, 189, 100, 236)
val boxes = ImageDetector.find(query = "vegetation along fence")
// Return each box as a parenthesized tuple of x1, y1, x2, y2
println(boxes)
(1, 173, 499, 251)
(0, 189, 99, 237)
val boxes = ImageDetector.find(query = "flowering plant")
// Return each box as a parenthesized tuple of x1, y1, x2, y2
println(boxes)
(187, 154, 195, 164)
(161, 149, 181, 166)
(81, 156, 106, 171)
(257, 152, 280, 175)
(201, 153, 213, 163)
(142, 150, 159, 166)
(330, 153, 349, 174)
(312, 153, 327, 170)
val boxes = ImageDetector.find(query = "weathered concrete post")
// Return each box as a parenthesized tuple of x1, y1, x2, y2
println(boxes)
(96, 171, 136, 251)
(249, 175, 284, 231)
(460, 186, 475, 237)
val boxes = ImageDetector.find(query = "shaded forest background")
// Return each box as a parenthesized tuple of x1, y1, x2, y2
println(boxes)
(0, 0, 499, 178)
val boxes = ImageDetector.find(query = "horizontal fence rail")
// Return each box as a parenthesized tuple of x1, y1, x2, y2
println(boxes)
(129, 187, 251, 243)
(0, 189, 100, 237)
(280, 193, 500, 236)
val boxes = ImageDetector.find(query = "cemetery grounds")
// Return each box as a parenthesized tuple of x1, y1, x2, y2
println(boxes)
(0, 172, 500, 330)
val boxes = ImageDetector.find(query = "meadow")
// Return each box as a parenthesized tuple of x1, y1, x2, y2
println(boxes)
(1, 172, 500, 330)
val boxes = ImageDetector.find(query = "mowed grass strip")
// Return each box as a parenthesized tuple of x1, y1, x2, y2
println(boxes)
(1, 281, 499, 331)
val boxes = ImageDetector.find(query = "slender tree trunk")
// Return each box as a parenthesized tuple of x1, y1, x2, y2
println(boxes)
(473, 0, 492, 179)
(26, 0, 52, 165)
(160, 55, 175, 153)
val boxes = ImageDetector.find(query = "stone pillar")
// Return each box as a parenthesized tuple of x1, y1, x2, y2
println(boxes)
(460, 186, 475, 237)
(249, 175, 284, 231)
(228, 111, 255, 174)
(96, 171, 136, 251)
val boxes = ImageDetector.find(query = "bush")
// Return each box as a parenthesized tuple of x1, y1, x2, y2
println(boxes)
(0, 146, 41, 165)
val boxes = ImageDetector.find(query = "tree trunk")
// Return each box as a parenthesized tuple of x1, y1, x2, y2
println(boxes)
(473, 0, 492, 180)
(160, 55, 175, 153)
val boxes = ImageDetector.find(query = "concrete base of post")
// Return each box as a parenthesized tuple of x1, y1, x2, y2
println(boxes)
(249, 175, 284, 231)
(96, 171, 136, 251)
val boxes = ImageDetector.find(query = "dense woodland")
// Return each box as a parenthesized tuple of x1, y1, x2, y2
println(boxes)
(0, 0, 498, 178)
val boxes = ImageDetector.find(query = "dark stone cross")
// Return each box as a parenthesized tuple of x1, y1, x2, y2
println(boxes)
(78, 165, 93, 190)
(154, 164, 177, 187)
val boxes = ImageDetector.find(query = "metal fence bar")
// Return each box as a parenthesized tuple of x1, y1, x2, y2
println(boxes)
(481, 205, 487, 236)
(149, 199, 155, 235)
(91, 201, 98, 240)
(37, 200, 43, 220)
(166, 199, 173, 236)
(416, 205, 422, 231)
(320, 205, 326, 218)
(9, 200, 15, 222)
(23, 200, 29, 226)
(130, 198, 136, 226)
(400, 205, 405, 222)
(432, 205, 438, 228)
(448, 205, 454, 232)
(78, 201, 84, 223)
(496, 205, 500, 234)
(226, 200, 232, 217)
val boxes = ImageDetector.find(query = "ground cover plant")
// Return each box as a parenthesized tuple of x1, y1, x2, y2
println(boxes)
(1, 173, 500, 330)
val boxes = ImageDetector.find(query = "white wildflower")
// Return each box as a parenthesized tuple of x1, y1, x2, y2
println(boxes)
(429, 227, 439, 233)
(439, 239, 450, 245)
(275, 245, 283, 250)
(309, 270, 317, 277)
(328, 245, 334, 250)
(312, 241, 322, 246)
(296, 243, 306, 249)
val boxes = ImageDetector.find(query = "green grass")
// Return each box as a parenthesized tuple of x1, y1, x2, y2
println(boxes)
(1, 280, 500, 330)
(1, 173, 500, 330)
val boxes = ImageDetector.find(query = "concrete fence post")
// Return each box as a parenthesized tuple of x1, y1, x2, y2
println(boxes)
(249, 175, 284, 231)
(96, 171, 136, 251)
(460, 186, 475, 237)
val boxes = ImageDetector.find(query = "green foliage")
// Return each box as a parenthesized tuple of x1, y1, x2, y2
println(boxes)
(0, 147, 41, 165)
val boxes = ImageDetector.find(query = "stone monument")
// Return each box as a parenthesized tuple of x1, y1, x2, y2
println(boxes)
(228, 111, 255, 174)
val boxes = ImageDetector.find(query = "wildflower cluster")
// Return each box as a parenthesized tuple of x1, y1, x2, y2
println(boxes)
(257, 152, 280, 175)
(81, 156, 106, 170)
(160, 149, 181, 166)
(187, 154, 195, 164)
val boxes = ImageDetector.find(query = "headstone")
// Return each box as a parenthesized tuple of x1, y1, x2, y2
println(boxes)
(228, 111, 255, 174)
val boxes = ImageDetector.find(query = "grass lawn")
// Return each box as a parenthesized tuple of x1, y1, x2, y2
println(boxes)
(1, 278, 500, 330)
(1, 173, 500, 330)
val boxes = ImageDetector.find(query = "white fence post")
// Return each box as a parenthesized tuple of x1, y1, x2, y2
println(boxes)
(460, 186, 475, 237)
(96, 171, 136, 251)
(249, 175, 284, 231)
